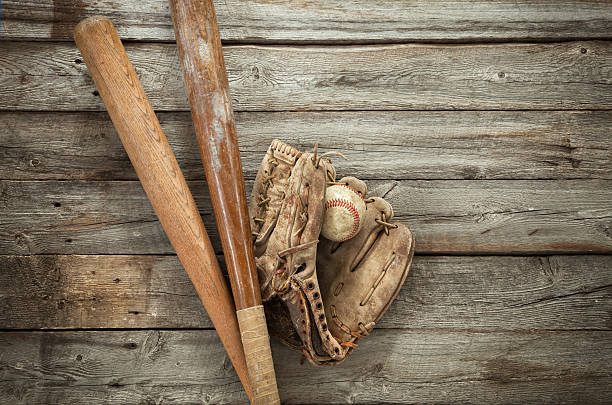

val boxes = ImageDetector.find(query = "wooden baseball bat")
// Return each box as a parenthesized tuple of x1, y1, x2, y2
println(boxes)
(168, 1, 280, 403)
(73, 16, 253, 401)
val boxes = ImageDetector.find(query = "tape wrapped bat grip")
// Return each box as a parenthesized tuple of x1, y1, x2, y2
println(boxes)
(73, 16, 253, 400)
(237, 306, 281, 403)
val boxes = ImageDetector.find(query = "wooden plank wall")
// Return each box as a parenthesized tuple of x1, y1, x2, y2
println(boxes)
(1, 1, 611, 404)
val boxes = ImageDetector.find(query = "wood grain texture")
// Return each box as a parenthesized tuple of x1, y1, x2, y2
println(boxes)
(2, 110, 611, 181)
(1, 2, 610, 404)
(170, 0, 261, 311)
(1, 41, 610, 111)
(0, 254, 610, 331)
(72, 16, 252, 398)
(1, 329, 611, 404)
(1, 179, 610, 255)
(170, 1, 279, 401)
(2, 0, 611, 43)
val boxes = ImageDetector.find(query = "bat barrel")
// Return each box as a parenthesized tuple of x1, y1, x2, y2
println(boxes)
(169, 0, 280, 403)
(74, 16, 252, 401)
(169, 0, 261, 310)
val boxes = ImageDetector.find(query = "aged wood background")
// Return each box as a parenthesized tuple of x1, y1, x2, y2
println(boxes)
(1, 1, 611, 404)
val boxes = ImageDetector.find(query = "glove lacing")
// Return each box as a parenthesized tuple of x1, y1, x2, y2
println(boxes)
(251, 157, 280, 238)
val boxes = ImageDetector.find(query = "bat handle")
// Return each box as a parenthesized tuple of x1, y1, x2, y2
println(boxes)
(237, 306, 280, 404)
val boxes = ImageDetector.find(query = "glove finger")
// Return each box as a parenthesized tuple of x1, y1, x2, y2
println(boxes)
(335, 176, 367, 198)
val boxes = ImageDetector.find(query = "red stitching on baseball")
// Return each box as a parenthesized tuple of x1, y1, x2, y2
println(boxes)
(325, 193, 361, 241)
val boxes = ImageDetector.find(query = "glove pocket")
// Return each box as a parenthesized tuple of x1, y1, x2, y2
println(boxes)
(321, 222, 415, 354)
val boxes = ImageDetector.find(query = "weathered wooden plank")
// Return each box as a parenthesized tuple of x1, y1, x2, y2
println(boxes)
(1, 41, 610, 111)
(1, 179, 610, 255)
(1, 111, 611, 181)
(0, 255, 610, 331)
(2, 0, 611, 43)
(382, 179, 612, 254)
(1, 329, 610, 404)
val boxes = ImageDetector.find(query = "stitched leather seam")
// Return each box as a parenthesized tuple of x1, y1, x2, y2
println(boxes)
(325, 197, 360, 242)
(271, 139, 300, 159)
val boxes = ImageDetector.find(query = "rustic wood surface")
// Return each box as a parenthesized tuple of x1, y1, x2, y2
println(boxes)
(1, 41, 610, 111)
(2, 0, 611, 43)
(1, 111, 611, 181)
(1, 330, 611, 404)
(1, 179, 610, 255)
(0, 1, 610, 404)
(1, 255, 610, 331)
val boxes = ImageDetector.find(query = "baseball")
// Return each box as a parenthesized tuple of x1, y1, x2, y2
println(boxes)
(321, 184, 366, 242)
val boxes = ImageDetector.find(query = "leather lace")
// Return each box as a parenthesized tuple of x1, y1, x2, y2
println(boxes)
(330, 304, 373, 350)
(365, 198, 399, 235)
(376, 211, 398, 235)
(251, 157, 280, 238)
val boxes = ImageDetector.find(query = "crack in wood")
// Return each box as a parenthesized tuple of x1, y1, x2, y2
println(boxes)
(509, 284, 612, 309)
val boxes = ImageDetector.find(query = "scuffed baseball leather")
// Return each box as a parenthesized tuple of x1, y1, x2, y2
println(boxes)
(249, 139, 414, 365)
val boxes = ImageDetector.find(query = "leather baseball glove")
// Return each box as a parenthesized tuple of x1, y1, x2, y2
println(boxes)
(249, 139, 414, 365)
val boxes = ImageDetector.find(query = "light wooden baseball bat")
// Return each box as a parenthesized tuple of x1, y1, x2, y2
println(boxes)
(168, 1, 280, 403)
(73, 16, 253, 401)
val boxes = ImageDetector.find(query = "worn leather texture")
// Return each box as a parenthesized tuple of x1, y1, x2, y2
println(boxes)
(249, 140, 414, 365)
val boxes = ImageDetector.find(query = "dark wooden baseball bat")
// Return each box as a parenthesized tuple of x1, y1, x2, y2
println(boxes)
(168, 1, 280, 403)
(73, 16, 252, 401)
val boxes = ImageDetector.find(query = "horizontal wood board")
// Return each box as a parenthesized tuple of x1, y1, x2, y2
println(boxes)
(1, 329, 611, 404)
(1, 2, 611, 404)
(1, 110, 611, 181)
(1, 179, 610, 255)
(2, 0, 612, 43)
(0, 254, 610, 331)
(1, 41, 610, 111)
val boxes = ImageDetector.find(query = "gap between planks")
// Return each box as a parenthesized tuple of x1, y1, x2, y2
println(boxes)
(3, 0, 612, 43)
